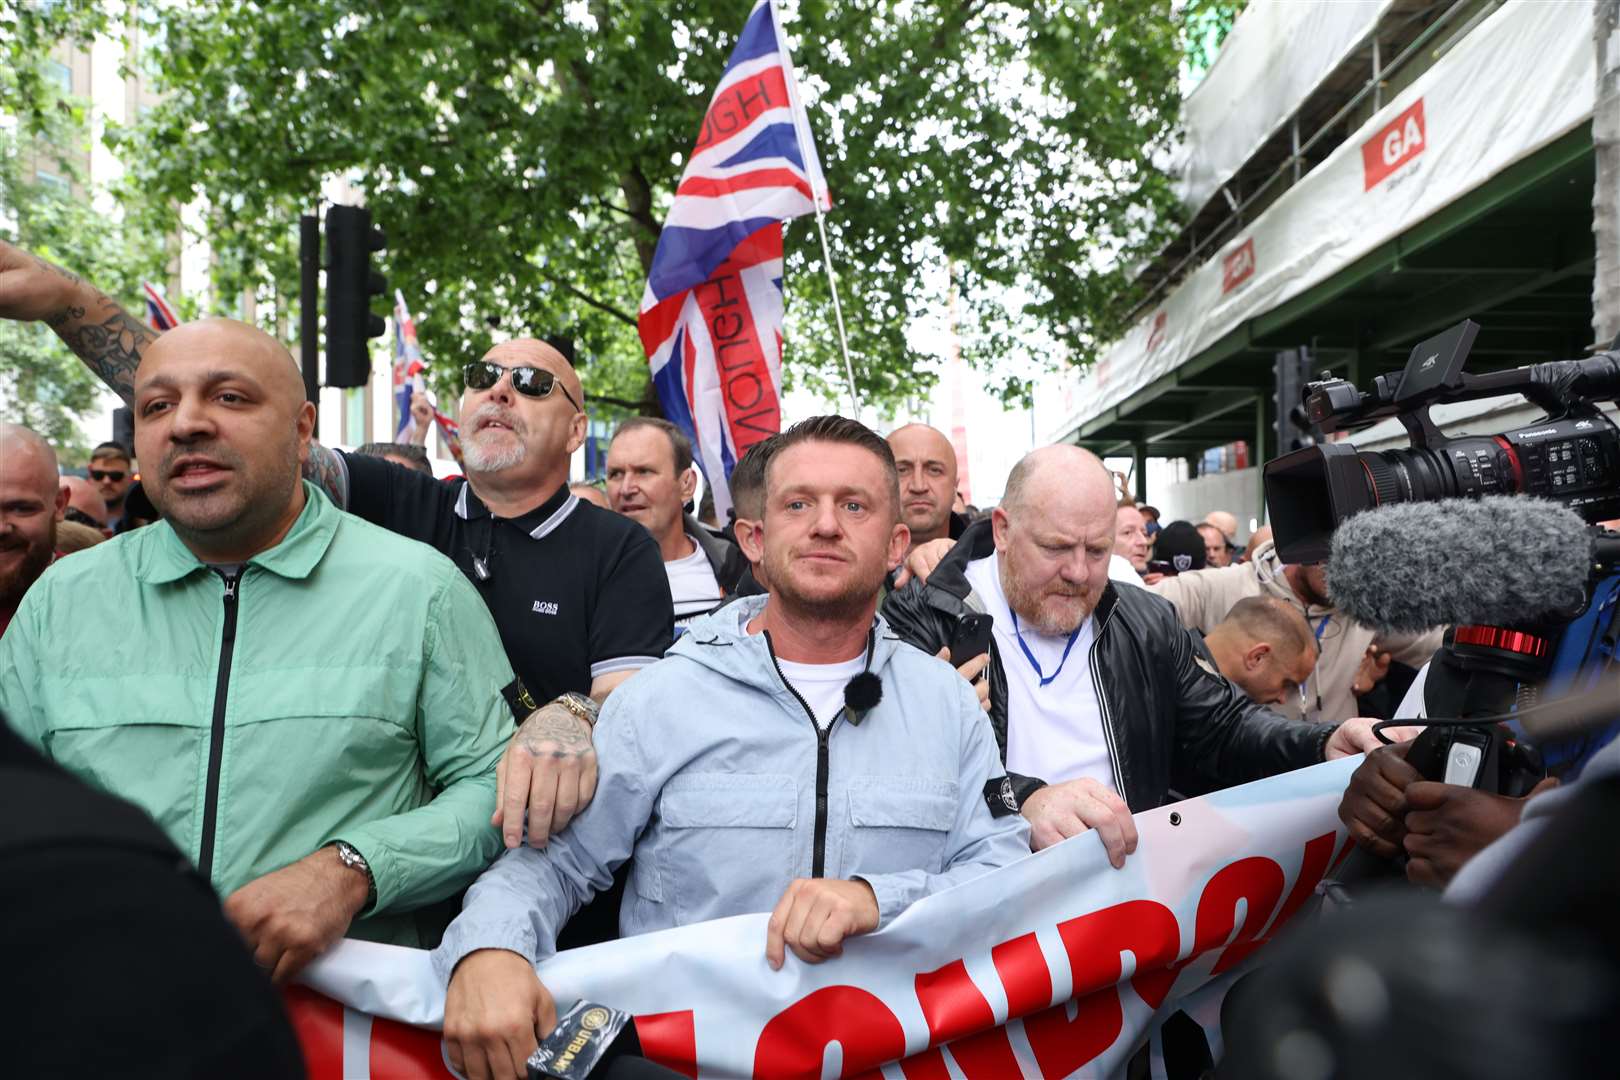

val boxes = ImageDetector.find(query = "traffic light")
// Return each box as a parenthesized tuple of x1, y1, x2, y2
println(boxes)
(1274, 347, 1317, 453)
(324, 204, 386, 388)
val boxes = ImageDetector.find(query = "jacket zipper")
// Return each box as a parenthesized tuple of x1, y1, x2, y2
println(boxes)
(1089, 598, 1129, 799)
(763, 632, 837, 879)
(197, 569, 241, 883)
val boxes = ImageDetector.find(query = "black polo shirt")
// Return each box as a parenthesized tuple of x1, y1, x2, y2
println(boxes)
(339, 451, 673, 704)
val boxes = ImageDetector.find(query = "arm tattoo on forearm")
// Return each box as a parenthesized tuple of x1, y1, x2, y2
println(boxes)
(303, 443, 349, 507)
(57, 304, 154, 405)
(517, 705, 593, 758)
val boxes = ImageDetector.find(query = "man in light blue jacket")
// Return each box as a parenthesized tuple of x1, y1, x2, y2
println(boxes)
(436, 416, 1031, 1080)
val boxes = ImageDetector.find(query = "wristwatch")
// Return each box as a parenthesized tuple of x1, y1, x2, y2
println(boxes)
(333, 840, 377, 909)
(555, 691, 601, 728)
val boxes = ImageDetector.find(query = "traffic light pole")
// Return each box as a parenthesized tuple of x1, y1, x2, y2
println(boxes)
(299, 213, 321, 438)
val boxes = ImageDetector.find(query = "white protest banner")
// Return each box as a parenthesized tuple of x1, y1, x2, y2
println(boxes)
(289, 757, 1359, 1078)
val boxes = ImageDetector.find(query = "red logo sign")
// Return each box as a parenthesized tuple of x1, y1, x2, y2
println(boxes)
(1362, 99, 1426, 190)
(1145, 311, 1167, 355)
(1221, 238, 1255, 295)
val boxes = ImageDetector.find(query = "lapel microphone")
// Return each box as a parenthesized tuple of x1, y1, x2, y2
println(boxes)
(843, 627, 883, 724)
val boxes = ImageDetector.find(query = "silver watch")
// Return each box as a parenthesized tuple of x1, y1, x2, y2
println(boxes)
(333, 840, 377, 907)
(555, 691, 600, 728)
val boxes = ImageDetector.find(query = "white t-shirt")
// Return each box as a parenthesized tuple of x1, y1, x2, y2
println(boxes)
(776, 656, 867, 730)
(963, 552, 1115, 790)
(1108, 553, 1145, 587)
(666, 537, 723, 632)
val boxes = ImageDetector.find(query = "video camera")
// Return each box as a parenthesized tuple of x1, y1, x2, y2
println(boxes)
(1263, 320, 1620, 565)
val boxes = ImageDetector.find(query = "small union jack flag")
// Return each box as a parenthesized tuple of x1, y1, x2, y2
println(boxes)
(143, 282, 179, 331)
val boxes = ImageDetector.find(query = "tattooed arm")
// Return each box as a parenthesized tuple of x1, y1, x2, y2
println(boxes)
(491, 699, 600, 850)
(0, 240, 349, 506)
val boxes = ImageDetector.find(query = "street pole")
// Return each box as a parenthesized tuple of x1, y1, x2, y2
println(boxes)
(299, 213, 320, 439)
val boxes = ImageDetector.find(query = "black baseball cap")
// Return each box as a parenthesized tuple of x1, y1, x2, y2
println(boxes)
(1153, 520, 1208, 574)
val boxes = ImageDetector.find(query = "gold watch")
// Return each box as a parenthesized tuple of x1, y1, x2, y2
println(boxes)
(554, 691, 600, 728)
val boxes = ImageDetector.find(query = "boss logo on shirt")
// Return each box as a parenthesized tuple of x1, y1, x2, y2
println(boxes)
(532, 600, 560, 615)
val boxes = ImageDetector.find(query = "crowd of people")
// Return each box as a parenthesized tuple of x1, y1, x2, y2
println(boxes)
(0, 237, 1596, 1079)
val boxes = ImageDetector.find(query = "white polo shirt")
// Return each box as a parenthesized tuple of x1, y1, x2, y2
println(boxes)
(963, 552, 1115, 790)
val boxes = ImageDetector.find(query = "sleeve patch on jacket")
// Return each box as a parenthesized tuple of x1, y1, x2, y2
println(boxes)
(984, 776, 1020, 817)
(501, 677, 540, 725)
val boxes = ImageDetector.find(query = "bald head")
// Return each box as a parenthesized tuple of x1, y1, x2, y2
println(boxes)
(1, 423, 65, 605)
(485, 338, 583, 409)
(138, 318, 307, 409)
(1206, 596, 1318, 707)
(888, 423, 959, 546)
(131, 317, 315, 563)
(460, 337, 587, 496)
(1204, 511, 1239, 542)
(0, 423, 59, 496)
(1001, 444, 1113, 518)
(60, 475, 109, 526)
(990, 444, 1117, 635)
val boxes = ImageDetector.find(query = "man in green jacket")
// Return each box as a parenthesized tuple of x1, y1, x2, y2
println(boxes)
(0, 318, 517, 981)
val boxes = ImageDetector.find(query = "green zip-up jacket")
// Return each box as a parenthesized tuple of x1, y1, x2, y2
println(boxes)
(0, 482, 514, 947)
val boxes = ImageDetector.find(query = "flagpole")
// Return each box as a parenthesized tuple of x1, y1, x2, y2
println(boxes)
(768, 0, 862, 420)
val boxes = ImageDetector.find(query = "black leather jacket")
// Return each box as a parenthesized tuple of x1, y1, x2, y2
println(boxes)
(881, 519, 1337, 811)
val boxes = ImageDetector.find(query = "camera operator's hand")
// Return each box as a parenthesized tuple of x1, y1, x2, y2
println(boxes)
(1402, 777, 1558, 888)
(1337, 741, 1422, 859)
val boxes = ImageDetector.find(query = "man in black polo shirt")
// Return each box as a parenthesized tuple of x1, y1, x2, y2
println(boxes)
(0, 243, 672, 853)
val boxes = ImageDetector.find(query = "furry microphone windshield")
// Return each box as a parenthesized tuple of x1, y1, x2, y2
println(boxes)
(1326, 496, 1593, 634)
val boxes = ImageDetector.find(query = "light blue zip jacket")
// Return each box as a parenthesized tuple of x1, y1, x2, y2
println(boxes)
(434, 595, 1031, 979)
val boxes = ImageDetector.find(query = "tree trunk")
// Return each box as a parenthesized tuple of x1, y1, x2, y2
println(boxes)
(1595, 0, 1620, 349)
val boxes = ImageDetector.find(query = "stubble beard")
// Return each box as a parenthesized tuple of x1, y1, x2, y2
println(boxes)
(767, 547, 887, 626)
(1000, 551, 1094, 636)
(461, 404, 530, 474)
(0, 521, 56, 606)
(159, 438, 300, 556)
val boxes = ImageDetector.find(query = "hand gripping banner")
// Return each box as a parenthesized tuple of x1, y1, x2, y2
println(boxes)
(291, 758, 1359, 1078)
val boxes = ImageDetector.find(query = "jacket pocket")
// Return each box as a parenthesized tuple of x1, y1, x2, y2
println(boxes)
(844, 776, 957, 876)
(649, 773, 797, 922)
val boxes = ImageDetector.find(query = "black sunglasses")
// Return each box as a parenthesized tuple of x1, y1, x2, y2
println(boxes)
(463, 361, 582, 414)
(89, 469, 127, 482)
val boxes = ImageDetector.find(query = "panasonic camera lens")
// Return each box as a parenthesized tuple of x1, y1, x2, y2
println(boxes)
(1265, 415, 1620, 564)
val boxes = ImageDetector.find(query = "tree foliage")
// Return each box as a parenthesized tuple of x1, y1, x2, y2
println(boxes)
(0, 0, 167, 456)
(10, 0, 1220, 414)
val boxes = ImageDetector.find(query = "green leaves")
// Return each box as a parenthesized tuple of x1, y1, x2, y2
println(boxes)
(6, 0, 1235, 417)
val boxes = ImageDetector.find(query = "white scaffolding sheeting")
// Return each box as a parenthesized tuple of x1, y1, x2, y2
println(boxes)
(1177, 0, 1393, 212)
(1048, 0, 1595, 444)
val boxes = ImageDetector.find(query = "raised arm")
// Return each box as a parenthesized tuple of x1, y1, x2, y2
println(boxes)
(0, 241, 153, 403)
(0, 240, 348, 505)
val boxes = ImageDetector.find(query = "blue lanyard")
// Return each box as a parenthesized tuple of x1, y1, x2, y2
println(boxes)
(1010, 611, 1083, 687)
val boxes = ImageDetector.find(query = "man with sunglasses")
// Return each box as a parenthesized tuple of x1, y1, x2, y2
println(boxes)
(0, 242, 673, 863)
(88, 442, 135, 529)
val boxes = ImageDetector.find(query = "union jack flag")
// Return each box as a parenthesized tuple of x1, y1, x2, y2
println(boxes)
(431, 407, 463, 466)
(143, 282, 179, 331)
(638, 0, 829, 520)
(391, 291, 427, 442)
